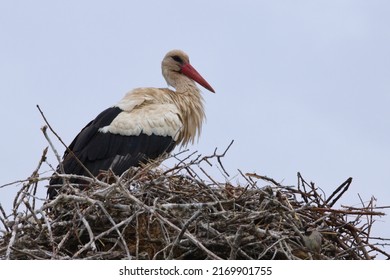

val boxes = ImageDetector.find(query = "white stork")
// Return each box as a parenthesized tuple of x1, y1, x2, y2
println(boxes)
(48, 50, 214, 199)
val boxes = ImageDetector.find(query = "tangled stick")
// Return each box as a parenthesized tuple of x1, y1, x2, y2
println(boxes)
(0, 113, 389, 259)
(0, 144, 389, 259)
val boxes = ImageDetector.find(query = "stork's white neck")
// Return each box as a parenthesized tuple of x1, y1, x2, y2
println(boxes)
(169, 84, 205, 146)
(173, 75, 198, 94)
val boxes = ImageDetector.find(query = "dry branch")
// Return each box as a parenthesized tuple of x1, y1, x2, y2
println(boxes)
(0, 136, 389, 259)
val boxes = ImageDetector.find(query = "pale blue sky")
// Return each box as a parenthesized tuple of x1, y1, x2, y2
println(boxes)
(1, 0, 389, 255)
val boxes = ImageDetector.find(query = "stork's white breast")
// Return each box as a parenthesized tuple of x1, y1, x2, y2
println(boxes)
(99, 104, 183, 140)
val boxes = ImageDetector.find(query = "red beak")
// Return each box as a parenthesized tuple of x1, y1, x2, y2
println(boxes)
(181, 63, 215, 93)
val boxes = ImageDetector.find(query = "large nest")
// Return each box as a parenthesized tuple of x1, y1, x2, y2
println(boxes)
(0, 142, 389, 260)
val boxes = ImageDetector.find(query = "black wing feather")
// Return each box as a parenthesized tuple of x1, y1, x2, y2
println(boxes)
(48, 106, 176, 199)
(69, 106, 123, 154)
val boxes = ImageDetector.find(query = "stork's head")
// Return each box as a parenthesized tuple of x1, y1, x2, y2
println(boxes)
(162, 50, 215, 93)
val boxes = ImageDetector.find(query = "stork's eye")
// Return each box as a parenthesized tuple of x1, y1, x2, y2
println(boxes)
(171, 55, 184, 64)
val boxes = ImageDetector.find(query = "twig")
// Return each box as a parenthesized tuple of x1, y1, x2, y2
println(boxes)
(167, 209, 203, 259)
(0, 204, 10, 233)
(41, 126, 63, 169)
(36, 104, 95, 179)
(80, 215, 97, 253)
(325, 177, 353, 207)
(310, 207, 384, 216)
(38, 209, 55, 254)
(245, 172, 283, 187)
(229, 225, 245, 259)
(160, 200, 234, 211)
(5, 214, 21, 259)
(201, 140, 234, 177)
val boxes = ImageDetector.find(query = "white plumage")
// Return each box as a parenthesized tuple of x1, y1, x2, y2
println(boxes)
(99, 102, 182, 139)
